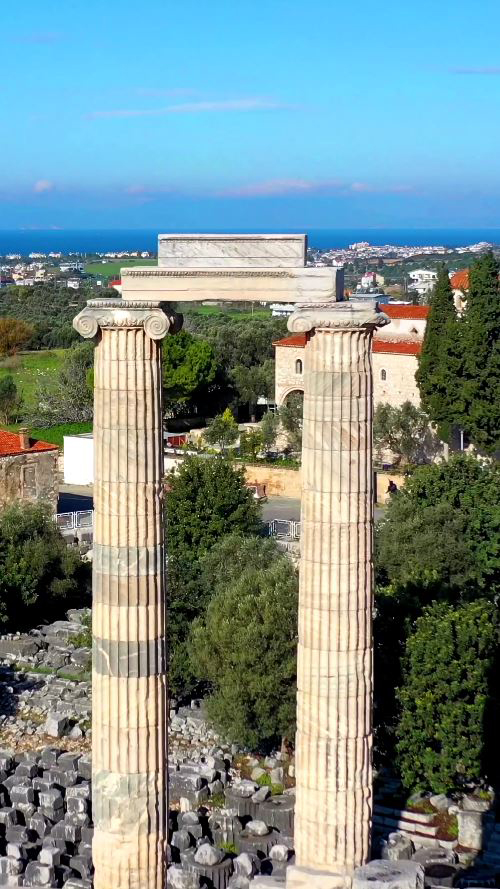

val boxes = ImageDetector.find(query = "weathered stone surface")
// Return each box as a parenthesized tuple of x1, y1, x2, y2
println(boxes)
(158, 233, 307, 268)
(289, 301, 388, 882)
(457, 810, 484, 849)
(353, 860, 424, 889)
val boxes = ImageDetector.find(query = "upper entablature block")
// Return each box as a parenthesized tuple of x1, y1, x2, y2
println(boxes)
(158, 233, 307, 268)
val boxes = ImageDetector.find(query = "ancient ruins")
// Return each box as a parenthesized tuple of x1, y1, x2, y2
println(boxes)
(71, 235, 425, 889)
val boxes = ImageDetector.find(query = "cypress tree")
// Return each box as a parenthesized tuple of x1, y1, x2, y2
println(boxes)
(415, 265, 462, 442)
(461, 253, 500, 453)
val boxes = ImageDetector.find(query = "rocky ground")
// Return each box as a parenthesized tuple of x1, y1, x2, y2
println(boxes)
(0, 612, 497, 887)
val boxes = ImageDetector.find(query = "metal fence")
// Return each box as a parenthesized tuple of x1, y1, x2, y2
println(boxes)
(55, 510, 94, 531)
(266, 519, 301, 540)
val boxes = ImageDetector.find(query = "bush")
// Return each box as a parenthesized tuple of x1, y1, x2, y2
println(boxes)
(189, 535, 298, 749)
(396, 599, 499, 792)
(0, 503, 90, 631)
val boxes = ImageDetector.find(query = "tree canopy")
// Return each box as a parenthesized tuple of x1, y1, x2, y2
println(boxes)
(0, 503, 90, 631)
(189, 534, 298, 749)
(374, 401, 440, 466)
(203, 408, 239, 453)
(166, 456, 263, 697)
(0, 376, 22, 424)
(29, 342, 94, 425)
(415, 265, 463, 443)
(396, 599, 499, 792)
(461, 253, 500, 453)
(376, 455, 500, 605)
(0, 319, 34, 357)
(162, 330, 219, 413)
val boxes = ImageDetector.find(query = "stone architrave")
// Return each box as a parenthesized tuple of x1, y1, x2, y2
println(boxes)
(285, 300, 389, 889)
(73, 299, 179, 889)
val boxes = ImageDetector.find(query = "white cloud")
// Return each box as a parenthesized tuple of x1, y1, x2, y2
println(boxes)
(34, 180, 55, 194)
(88, 98, 296, 119)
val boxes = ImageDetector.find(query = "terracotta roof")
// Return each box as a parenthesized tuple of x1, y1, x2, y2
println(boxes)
(450, 269, 469, 291)
(383, 304, 430, 320)
(373, 340, 422, 356)
(0, 429, 58, 458)
(273, 333, 307, 348)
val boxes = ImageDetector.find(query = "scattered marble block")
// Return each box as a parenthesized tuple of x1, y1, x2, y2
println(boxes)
(457, 810, 484, 850)
(381, 834, 414, 861)
(286, 865, 350, 888)
(353, 860, 424, 889)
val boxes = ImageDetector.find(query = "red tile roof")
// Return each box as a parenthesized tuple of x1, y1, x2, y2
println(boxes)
(0, 429, 58, 458)
(450, 269, 469, 291)
(373, 340, 422, 356)
(383, 304, 430, 320)
(273, 333, 307, 348)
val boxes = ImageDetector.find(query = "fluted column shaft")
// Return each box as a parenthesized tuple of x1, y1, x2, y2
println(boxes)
(287, 301, 388, 889)
(73, 299, 178, 889)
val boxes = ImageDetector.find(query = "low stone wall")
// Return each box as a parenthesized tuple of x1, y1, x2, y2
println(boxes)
(243, 463, 302, 498)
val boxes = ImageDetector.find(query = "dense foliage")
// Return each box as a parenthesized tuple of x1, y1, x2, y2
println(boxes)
(203, 409, 239, 453)
(0, 503, 90, 631)
(190, 534, 298, 749)
(376, 455, 500, 605)
(416, 265, 463, 443)
(374, 456, 500, 772)
(396, 599, 499, 792)
(162, 331, 219, 414)
(28, 343, 94, 425)
(0, 375, 22, 423)
(374, 401, 440, 466)
(0, 283, 91, 349)
(461, 253, 500, 452)
(166, 456, 262, 697)
(0, 319, 34, 357)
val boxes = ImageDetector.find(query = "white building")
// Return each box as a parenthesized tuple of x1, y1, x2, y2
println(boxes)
(273, 303, 430, 409)
(408, 268, 437, 296)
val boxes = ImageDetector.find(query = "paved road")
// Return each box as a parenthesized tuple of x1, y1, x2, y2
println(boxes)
(262, 497, 385, 524)
(58, 486, 385, 524)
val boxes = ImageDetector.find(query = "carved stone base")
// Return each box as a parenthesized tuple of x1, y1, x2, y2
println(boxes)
(286, 865, 353, 889)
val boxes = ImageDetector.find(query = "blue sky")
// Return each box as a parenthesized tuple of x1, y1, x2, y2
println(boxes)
(1, 0, 499, 229)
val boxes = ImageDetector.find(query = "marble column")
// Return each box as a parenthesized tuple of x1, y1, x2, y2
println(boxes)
(73, 299, 178, 889)
(286, 301, 389, 889)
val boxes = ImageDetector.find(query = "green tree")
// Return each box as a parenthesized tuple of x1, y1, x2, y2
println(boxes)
(376, 455, 500, 605)
(189, 534, 298, 749)
(374, 401, 440, 466)
(231, 360, 275, 421)
(415, 265, 463, 442)
(396, 599, 499, 792)
(240, 427, 263, 462)
(166, 457, 262, 697)
(204, 408, 239, 453)
(0, 503, 90, 631)
(30, 342, 94, 425)
(162, 331, 219, 414)
(0, 319, 34, 357)
(461, 253, 500, 452)
(279, 392, 304, 453)
(0, 375, 22, 423)
(260, 410, 280, 452)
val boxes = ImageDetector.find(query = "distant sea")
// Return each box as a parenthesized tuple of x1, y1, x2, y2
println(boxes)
(1, 228, 499, 255)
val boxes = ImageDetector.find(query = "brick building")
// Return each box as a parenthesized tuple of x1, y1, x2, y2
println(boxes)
(273, 303, 430, 409)
(0, 428, 59, 512)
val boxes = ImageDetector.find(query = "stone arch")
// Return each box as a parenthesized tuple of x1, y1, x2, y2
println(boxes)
(278, 386, 304, 407)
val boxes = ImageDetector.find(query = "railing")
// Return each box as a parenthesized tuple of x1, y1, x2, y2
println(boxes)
(55, 510, 94, 531)
(266, 519, 301, 540)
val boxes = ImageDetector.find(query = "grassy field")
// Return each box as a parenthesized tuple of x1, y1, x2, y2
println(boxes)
(84, 259, 156, 278)
(29, 422, 93, 447)
(187, 305, 272, 319)
(0, 350, 66, 409)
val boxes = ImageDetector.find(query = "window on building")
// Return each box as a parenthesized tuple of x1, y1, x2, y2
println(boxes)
(380, 369, 387, 381)
(21, 464, 37, 499)
(295, 359, 303, 374)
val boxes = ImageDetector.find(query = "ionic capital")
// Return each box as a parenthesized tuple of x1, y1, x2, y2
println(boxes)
(288, 299, 390, 334)
(73, 299, 183, 341)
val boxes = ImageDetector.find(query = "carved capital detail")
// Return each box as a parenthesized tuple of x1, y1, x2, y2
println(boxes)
(73, 299, 182, 340)
(288, 299, 390, 334)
